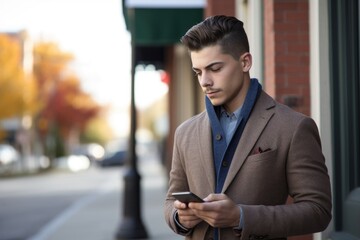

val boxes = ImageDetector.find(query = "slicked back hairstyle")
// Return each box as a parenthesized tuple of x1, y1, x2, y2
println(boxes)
(180, 15, 249, 60)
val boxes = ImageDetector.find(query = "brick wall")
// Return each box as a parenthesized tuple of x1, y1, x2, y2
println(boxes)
(264, 0, 310, 116)
(264, 1, 312, 239)
(205, 0, 235, 17)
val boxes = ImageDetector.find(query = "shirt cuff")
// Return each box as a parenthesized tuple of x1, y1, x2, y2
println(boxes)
(233, 206, 244, 236)
(239, 206, 244, 229)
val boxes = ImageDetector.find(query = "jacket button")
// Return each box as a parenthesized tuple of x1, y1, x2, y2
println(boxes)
(222, 161, 229, 167)
(215, 134, 222, 141)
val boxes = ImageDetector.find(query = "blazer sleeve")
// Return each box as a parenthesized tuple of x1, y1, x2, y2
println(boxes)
(163, 126, 191, 235)
(240, 117, 332, 239)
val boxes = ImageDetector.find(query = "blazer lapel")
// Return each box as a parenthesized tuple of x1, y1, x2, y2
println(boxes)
(222, 92, 276, 192)
(198, 115, 216, 191)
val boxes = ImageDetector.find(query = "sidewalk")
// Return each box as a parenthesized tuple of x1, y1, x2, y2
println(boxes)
(29, 156, 183, 240)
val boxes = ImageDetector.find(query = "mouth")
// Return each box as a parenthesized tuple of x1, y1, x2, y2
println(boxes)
(205, 90, 220, 98)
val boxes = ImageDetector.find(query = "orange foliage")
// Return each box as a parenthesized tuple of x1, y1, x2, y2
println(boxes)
(33, 42, 73, 102)
(0, 36, 101, 142)
(33, 42, 101, 138)
(0, 34, 38, 119)
(42, 75, 101, 136)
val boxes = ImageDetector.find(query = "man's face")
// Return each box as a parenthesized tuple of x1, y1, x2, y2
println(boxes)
(191, 44, 250, 113)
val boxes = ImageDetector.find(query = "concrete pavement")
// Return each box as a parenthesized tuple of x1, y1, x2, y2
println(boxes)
(28, 156, 183, 240)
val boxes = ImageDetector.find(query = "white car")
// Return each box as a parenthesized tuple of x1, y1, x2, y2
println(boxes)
(0, 144, 20, 174)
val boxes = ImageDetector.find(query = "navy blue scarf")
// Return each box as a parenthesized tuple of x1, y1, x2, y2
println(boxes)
(206, 78, 262, 193)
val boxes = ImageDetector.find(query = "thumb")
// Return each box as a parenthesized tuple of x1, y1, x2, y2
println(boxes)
(203, 193, 225, 202)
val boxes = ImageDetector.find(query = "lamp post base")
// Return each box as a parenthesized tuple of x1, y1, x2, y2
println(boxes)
(115, 167, 148, 239)
(115, 218, 148, 239)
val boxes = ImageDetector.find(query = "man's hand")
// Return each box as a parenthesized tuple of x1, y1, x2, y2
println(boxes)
(174, 200, 203, 229)
(188, 193, 240, 228)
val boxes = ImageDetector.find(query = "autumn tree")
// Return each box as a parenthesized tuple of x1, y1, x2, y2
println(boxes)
(33, 42, 73, 106)
(0, 33, 38, 141)
(33, 42, 102, 157)
(42, 75, 101, 139)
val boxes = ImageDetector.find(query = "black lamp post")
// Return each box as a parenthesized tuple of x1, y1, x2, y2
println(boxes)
(115, 7, 148, 240)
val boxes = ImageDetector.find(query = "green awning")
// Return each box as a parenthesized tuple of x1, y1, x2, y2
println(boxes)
(123, 8, 204, 46)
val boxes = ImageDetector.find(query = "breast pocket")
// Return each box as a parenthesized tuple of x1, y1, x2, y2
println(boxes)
(238, 148, 287, 203)
(246, 148, 278, 163)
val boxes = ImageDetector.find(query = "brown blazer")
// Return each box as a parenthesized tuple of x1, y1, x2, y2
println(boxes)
(164, 91, 332, 240)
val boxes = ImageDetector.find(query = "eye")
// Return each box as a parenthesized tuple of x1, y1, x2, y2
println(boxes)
(210, 66, 221, 72)
(193, 70, 201, 77)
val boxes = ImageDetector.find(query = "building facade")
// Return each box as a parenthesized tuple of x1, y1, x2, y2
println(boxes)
(122, 0, 360, 239)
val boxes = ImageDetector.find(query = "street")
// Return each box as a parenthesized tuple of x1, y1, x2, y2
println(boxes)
(0, 153, 183, 240)
(0, 165, 123, 240)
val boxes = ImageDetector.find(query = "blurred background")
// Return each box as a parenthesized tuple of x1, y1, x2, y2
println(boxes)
(0, 0, 359, 240)
(0, 1, 172, 239)
(0, 0, 170, 174)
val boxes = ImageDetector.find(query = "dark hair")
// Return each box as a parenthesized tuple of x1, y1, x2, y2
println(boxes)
(180, 15, 249, 60)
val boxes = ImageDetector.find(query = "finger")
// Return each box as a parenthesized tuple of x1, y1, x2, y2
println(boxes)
(178, 208, 194, 217)
(188, 201, 204, 210)
(189, 200, 219, 211)
(179, 212, 200, 220)
(174, 200, 188, 209)
(179, 217, 203, 229)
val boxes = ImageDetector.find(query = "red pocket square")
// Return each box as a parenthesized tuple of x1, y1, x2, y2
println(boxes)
(252, 147, 271, 155)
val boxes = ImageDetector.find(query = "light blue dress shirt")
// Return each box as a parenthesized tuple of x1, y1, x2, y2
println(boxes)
(220, 106, 242, 145)
(219, 105, 244, 230)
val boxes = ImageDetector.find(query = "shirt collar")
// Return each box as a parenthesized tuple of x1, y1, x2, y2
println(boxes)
(220, 106, 242, 119)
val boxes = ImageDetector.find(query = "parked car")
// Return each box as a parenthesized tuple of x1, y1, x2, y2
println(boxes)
(71, 143, 105, 162)
(95, 139, 129, 167)
(54, 154, 91, 172)
(97, 150, 127, 167)
(0, 144, 20, 174)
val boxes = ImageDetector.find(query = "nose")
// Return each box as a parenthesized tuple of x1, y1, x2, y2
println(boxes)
(198, 72, 212, 88)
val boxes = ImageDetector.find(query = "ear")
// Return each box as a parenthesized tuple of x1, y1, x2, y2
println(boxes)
(240, 52, 252, 72)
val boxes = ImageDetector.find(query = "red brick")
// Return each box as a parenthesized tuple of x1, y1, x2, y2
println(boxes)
(274, 1, 299, 12)
(205, 0, 235, 16)
(274, 22, 301, 32)
(284, 32, 304, 42)
(288, 43, 309, 52)
(275, 53, 302, 63)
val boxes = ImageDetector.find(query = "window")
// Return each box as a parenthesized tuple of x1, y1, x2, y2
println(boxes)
(329, 0, 360, 239)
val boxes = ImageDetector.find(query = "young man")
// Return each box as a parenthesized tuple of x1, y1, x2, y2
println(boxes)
(164, 15, 332, 240)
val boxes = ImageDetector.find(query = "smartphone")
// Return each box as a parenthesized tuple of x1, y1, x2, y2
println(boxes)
(172, 191, 204, 203)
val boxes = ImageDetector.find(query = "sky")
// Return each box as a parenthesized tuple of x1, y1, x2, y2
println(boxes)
(0, 0, 156, 137)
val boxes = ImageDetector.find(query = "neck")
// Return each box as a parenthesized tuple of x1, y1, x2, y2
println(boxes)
(224, 76, 251, 113)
